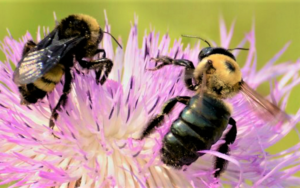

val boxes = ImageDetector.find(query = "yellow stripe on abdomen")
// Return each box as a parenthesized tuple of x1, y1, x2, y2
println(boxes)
(33, 79, 57, 92)
(43, 64, 64, 83)
(33, 64, 64, 92)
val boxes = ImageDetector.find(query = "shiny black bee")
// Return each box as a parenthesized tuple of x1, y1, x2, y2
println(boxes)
(13, 14, 122, 128)
(140, 36, 288, 177)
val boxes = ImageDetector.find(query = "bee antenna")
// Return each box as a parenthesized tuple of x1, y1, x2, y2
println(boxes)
(181, 35, 211, 47)
(103, 31, 123, 49)
(227, 47, 249, 51)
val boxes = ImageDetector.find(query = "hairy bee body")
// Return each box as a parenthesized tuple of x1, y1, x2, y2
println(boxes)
(142, 37, 287, 177)
(16, 14, 103, 104)
(162, 94, 231, 167)
(14, 14, 120, 128)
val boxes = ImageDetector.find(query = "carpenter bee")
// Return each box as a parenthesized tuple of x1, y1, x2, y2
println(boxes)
(13, 14, 122, 129)
(140, 36, 288, 177)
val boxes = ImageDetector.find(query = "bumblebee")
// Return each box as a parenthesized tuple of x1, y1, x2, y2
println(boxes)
(140, 36, 288, 177)
(13, 14, 122, 128)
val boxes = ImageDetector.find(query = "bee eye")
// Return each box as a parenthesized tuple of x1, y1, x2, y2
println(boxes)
(225, 61, 235, 71)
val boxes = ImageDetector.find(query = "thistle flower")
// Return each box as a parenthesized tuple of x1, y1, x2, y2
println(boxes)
(1, 14, 300, 188)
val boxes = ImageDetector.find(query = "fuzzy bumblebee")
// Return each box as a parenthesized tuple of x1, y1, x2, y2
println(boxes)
(13, 14, 122, 128)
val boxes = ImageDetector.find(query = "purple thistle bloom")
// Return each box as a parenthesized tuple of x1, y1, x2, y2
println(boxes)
(1, 14, 300, 187)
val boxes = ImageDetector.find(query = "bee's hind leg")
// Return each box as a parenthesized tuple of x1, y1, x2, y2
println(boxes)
(49, 68, 72, 129)
(214, 117, 237, 177)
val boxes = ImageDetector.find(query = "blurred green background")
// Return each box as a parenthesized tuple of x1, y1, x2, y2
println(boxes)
(1, 0, 300, 186)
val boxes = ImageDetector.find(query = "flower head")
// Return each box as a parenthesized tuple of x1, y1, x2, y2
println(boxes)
(1, 14, 300, 188)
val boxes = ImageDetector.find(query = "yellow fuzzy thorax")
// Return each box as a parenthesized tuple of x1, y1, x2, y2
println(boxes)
(194, 54, 242, 99)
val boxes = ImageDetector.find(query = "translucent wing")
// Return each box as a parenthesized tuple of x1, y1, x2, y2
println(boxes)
(240, 81, 290, 122)
(13, 32, 84, 85)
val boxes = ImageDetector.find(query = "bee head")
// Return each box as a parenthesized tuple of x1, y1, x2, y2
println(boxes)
(198, 47, 236, 62)
(194, 48, 242, 99)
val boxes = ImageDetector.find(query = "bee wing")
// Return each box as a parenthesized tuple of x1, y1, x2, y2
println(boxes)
(36, 27, 59, 49)
(240, 81, 290, 122)
(13, 35, 84, 85)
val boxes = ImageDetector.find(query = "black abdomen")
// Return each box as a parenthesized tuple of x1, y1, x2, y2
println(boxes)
(18, 84, 47, 104)
(161, 94, 231, 168)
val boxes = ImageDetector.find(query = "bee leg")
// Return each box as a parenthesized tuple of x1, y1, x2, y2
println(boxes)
(94, 49, 106, 58)
(140, 96, 191, 139)
(49, 68, 73, 129)
(93, 49, 107, 85)
(77, 57, 113, 85)
(96, 59, 113, 85)
(214, 117, 237, 177)
(149, 56, 197, 91)
(22, 40, 36, 56)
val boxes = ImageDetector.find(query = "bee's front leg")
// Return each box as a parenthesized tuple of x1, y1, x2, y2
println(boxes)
(149, 56, 197, 91)
(77, 51, 113, 85)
